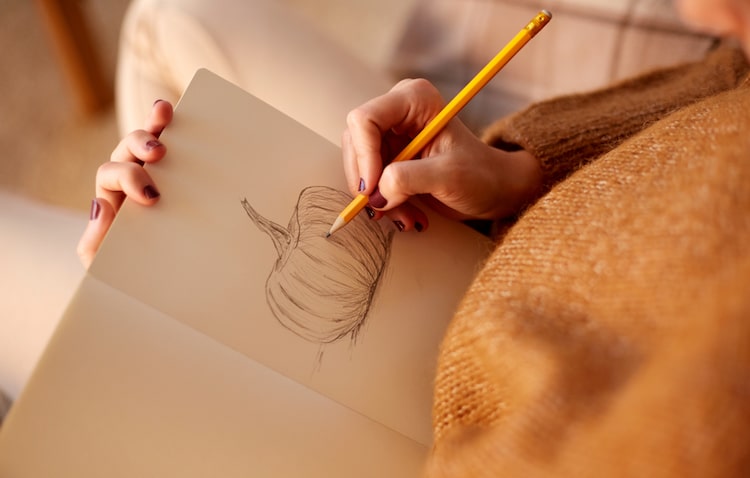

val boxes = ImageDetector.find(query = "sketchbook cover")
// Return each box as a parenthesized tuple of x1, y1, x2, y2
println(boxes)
(0, 69, 492, 476)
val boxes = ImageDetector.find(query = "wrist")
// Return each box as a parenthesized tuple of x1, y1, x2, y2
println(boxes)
(491, 147, 543, 219)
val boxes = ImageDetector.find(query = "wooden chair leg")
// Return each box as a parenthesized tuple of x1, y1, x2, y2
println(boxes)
(34, 0, 113, 115)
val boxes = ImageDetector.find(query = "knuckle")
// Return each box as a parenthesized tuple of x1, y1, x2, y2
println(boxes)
(111, 130, 143, 162)
(409, 77, 432, 91)
(345, 108, 367, 129)
(406, 78, 440, 99)
(385, 166, 409, 196)
(95, 161, 112, 182)
(397, 79, 444, 116)
(393, 78, 416, 90)
(97, 160, 144, 187)
(122, 162, 145, 185)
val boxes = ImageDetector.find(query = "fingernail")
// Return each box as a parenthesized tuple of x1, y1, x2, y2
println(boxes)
(146, 140, 162, 151)
(369, 187, 387, 209)
(153, 99, 164, 106)
(393, 220, 405, 232)
(364, 206, 376, 218)
(415, 222, 424, 232)
(89, 199, 101, 220)
(358, 178, 366, 192)
(144, 185, 160, 199)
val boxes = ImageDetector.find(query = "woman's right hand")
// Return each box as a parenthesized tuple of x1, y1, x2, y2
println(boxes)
(342, 78, 542, 232)
(77, 100, 174, 269)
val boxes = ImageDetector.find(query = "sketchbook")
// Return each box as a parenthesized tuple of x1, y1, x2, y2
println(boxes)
(0, 69, 492, 477)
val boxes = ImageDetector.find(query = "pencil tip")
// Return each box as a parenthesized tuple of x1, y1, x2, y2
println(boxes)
(327, 215, 346, 238)
(325, 232, 331, 238)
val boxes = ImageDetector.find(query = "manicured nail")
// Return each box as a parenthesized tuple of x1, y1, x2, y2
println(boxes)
(146, 139, 162, 151)
(393, 220, 405, 232)
(358, 178, 366, 192)
(89, 199, 101, 220)
(364, 206, 376, 218)
(143, 185, 160, 199)
(369, 187, 387, 209)
(415, 222, 424, 232)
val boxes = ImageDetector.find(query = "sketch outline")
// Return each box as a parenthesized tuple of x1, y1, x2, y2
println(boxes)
(241, 186, 395, 345)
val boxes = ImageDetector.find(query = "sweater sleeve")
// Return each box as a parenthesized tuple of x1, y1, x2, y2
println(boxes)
(482, 41, 749, 189)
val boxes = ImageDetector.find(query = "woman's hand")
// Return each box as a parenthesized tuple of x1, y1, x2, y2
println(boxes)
(77, 100, 174, 268)
(342, 78, 542, 232)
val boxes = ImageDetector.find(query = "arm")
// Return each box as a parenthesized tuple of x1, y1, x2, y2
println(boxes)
(482, 41, 749, 190)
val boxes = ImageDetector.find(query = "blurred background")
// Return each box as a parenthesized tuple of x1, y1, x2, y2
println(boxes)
(0, 0, 713, 214)
(0, 0, 130, 402)
(1, 0, 129, 212)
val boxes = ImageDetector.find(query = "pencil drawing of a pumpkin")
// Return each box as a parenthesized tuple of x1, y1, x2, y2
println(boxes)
(241, 186, 394, 344)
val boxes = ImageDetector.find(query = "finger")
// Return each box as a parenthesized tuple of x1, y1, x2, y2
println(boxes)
(341, 129, 363, 196)
(77, 198, 116, 269)
(383, 201, 429, 233)
(345, 104, 390, 196)
(108, 100, 173, 165)
(370, 156, 446, 211)
(346, 79, 443, 196)
(95, 161, 161, 213)
(145, 99, 174, 137)
(110, 129, 166, 165)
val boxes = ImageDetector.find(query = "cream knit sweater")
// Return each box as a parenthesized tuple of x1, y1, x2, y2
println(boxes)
(426, 42, 750, 477)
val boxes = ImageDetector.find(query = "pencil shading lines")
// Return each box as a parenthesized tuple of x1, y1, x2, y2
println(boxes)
(241, 186, 394, 345)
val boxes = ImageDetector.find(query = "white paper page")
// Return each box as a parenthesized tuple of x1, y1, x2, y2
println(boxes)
(0, 276, 427, 478)
(89, 69, 492, 445)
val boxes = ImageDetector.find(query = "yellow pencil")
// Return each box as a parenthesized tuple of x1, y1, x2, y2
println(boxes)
(327, 9, 552, 237)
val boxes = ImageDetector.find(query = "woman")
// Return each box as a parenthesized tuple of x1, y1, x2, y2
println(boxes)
(79, 0, 750, 475)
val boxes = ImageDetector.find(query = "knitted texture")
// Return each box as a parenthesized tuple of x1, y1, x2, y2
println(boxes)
(482, 42, 749, 190)
(427, 45, 750, 477)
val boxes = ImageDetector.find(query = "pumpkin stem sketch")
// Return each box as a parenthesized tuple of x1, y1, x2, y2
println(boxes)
(241, 186, 395, 344)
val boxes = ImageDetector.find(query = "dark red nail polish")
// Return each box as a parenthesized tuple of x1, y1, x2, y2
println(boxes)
(415, 222, 424, 232)
(365, 206, 376, 218)
(144, 185, 160, 199)
(89, 199, 101, 220)
(358, 178, 366, 192)
(369, 187, 387, 209)
(393, 220, 405, 232)
(146, 140, 162, 151)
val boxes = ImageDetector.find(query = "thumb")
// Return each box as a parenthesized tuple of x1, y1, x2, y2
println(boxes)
(372, 158, 445, 211)
(77, 198, 116, 269)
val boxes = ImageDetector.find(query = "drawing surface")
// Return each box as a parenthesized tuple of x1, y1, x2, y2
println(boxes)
(85, 69, 491, 445)
(83, 69, 492, 445)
